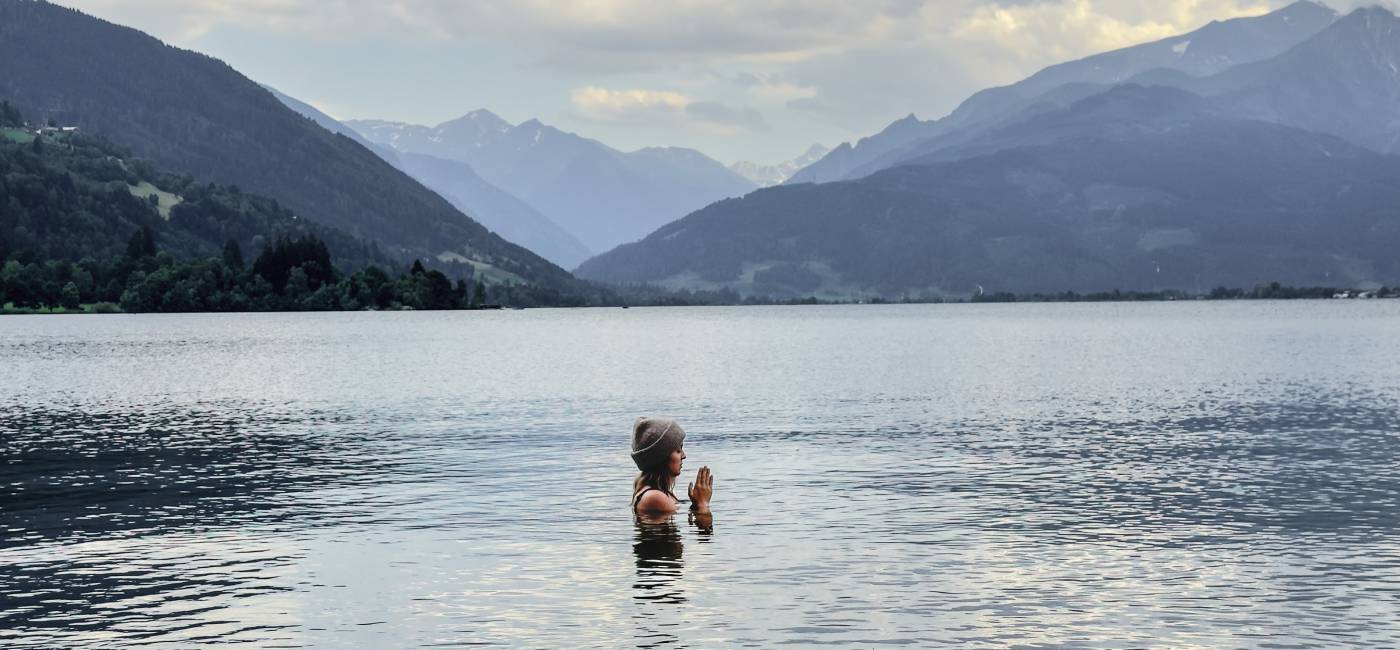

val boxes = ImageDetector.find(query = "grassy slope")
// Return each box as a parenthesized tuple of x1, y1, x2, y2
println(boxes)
(1, 127, 34, 143)
(125, 181, 182, 219)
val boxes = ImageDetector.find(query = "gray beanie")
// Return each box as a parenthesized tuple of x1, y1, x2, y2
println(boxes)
(631, 417, 685, 471)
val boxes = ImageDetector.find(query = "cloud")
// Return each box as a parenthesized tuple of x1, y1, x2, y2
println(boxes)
(685, 101, 768, 132)
(61, 1, 1351, 75)
(64, 0, 910, 58)
(780, 44, 984, 130)
(731, 72, 766, 87)
(727, 71, 818, 102)
(771, 0, 1291, 132)
(952, 0, 1273, 66)
(62, 0, 354, 43)
(58, 0, 1335, 157)
(1324, 0, 1400, 10)
(569, 86, 767, 133)
(64, 1, 1300, 77)
(570, 87, 690, 121)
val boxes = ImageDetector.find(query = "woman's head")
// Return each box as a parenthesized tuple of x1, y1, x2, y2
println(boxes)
(632, 417, 687, 497)
(631, 417, 686, 474)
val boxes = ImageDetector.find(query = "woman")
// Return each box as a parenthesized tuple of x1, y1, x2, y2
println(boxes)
(631, 417, 713, 515)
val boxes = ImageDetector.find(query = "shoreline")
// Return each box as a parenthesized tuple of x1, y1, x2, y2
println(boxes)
(5, 290, 1396, 315)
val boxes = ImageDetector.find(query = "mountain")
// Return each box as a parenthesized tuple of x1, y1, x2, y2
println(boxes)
(263, 86, 403, 163)
(787, 0, 1337, 184)
(786, 114, 942, 185)
(807, 5, 1400, 179)
(263, 87, 375, 151)
(835, 82, 1114, 178)
(1145, 6, 1400, 153)
(730, 144, 831, 187)
(576, 85, 1400, 297)
(349, 110, 512, 161)
(348, 114, 757, 253)
(0, 0, 578, 293)
(393, 152, 593, 269)
(268, 92, 592, 269)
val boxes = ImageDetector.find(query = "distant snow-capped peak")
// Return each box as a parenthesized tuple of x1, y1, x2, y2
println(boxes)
(730, 144, 832, 187)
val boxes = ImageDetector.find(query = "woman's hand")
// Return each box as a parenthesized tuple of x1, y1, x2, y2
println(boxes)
(688, 466, 714, 514)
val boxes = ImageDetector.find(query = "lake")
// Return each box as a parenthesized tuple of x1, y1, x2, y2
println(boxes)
(3, 302, 1399, 648)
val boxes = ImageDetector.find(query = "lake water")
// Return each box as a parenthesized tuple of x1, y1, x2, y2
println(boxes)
(3, 303, 1399, 648)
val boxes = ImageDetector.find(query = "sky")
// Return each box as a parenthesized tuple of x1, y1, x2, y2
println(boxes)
(54, 0, 1380, 165)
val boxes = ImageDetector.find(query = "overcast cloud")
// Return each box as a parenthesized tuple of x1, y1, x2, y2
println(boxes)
(55, 0, 1378, 163)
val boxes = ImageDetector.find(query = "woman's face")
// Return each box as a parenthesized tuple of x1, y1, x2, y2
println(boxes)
(667, 447, 686, 477)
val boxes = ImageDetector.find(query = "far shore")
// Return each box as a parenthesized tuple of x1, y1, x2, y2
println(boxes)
(4, 286, 1397, 316)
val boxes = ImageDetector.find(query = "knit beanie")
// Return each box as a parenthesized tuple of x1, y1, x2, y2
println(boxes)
(631, 417, 685, 471)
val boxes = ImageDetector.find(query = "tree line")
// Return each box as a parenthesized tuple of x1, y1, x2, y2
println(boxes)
(968, 283, 1399, 303)
(1, 228, 498, 312)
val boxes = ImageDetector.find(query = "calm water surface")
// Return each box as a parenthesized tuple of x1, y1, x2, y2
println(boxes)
(3, 303, 1399, 648)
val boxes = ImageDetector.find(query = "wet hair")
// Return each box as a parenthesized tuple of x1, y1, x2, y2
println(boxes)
(633, 466, 678, 503)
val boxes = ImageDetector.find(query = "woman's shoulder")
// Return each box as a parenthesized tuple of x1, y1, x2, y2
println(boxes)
(634, 488, 678, 513)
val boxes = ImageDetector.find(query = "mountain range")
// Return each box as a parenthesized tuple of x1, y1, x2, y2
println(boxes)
(347, 114, 757, 255)
(788, 0, 1339, 185)
(6, 0, 1400, 303)
(265, 90, 594, 269)
(577, 4, 1400, 297)
(848, 3, 1400, 176)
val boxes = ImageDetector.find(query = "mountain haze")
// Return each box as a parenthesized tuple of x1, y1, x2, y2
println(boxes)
(811, 4, 1400, 180)
(393, 152, 593, 269)
(789, 1, 1338, 185)
(268, 92, 592, 268)
(349, 113, 757, 253)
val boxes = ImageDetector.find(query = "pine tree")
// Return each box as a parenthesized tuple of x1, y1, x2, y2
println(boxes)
(222, 239, 244, 268)
(472, 280, 487, 308)
(126, 225, 157, 259)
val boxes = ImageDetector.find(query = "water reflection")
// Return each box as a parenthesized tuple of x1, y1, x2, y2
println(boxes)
(633, 515, 686, 603)
(631, 511, 714, 648)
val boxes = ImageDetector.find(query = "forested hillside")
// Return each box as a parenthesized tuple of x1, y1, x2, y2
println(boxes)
(0, 0, 581, 295)
(0, 107, 596, 310)
(0, 120, 382, 268)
